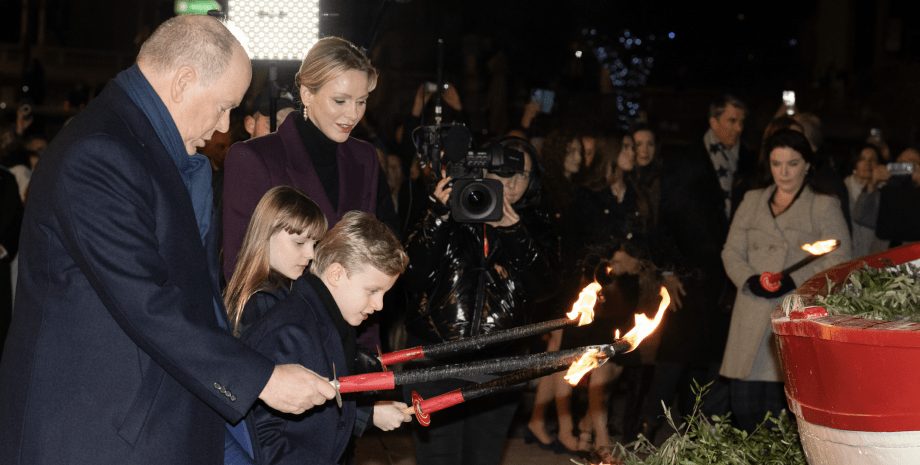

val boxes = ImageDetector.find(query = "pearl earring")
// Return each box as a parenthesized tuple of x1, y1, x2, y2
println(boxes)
(303, 106, 308, 120)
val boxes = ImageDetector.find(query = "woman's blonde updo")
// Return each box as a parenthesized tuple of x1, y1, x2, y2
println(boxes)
(294, 37, 378, 98)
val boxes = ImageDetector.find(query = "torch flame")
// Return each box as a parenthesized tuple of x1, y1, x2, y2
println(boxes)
(566, 282, 601, 326)
(564, 348, 600, 385)
(620, 287, 670, 352)
(801, 239, 837, 255)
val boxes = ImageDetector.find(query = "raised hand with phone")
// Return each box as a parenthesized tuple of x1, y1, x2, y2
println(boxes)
(531, 88, 555, 114)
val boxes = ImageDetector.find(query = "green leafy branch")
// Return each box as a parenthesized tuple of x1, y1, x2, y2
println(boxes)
(818, 261, 920, 322)
(570, 381, 806, 465)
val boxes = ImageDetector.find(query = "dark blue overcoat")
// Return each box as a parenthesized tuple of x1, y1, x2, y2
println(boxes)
(0, 81, 275, 464)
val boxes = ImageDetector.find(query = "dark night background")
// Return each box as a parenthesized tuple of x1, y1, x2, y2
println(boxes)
(2, 0, 920, 155)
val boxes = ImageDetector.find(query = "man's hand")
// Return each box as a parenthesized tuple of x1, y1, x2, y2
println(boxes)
(661, 274, 685, 312)
(258, 364, 337, 415)
(373, 401, 413, 431)
(486, 197, 520, 228)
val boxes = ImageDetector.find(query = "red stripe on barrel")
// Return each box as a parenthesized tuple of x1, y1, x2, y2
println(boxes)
(338, 372, 395, 393)
(380, 347, 425, 366)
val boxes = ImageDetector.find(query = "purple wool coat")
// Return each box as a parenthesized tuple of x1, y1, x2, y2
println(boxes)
(222, 116, 380, 280)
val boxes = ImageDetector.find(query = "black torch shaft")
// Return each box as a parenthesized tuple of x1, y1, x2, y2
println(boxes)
(779, 241, 839, 277)
(424, 318, 576, 357)
(393, 341, 629, 386)
(780, 254, 822, 277)
(459, 364, 566, 401)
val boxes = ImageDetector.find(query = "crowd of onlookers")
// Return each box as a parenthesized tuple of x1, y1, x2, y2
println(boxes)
(3, 36, 920, 464)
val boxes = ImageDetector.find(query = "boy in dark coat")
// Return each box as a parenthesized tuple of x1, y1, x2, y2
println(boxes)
(241, 211, 412, 464)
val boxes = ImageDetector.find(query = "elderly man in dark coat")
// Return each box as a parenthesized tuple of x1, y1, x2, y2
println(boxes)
(0, 15, 335, 464)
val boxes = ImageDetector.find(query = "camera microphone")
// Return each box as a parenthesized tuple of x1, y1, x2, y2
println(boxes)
(444, 125, 471, 164)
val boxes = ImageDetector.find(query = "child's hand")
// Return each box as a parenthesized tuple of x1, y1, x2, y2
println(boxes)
(373, 401, 413, 431)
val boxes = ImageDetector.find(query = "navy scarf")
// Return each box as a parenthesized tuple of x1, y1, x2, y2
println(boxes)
(113, 65, 255, 462)
(113, 64, 213, 246)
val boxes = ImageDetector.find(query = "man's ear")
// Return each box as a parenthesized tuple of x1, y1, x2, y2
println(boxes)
(244, 115, 256, 137)
(325, 263, 345, 287)
(171, 66, 198, 103)
(709, 116, 718, 131)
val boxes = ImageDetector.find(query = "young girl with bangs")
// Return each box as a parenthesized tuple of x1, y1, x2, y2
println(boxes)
(224, 185, 328, 337)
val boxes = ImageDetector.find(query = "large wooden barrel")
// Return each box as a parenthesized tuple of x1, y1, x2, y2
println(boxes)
(772, 243, 920, 464)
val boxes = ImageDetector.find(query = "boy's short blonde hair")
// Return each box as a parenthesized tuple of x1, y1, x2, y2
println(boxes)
(312, 211, 408, 278)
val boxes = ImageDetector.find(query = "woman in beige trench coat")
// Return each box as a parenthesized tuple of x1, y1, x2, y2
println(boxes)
(721, 129, 851, 432)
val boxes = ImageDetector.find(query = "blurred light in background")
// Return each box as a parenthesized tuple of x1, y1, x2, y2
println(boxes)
(226, 0, 320, 61)
(175, 1, 221, 16)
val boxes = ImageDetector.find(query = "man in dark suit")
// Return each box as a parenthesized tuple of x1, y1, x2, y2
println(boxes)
(0, 166, 23, 358)
(0, 15, 335, 464)
(638, 94, 752, 436)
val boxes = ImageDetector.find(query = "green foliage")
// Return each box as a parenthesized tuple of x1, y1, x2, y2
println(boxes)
(572, 381, 807, 465)
(817, 261, 920, 322)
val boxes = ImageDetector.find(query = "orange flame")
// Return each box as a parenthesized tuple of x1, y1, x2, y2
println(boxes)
(564, 348, 600, 385)
(566, 282, 601, 326)
(801, 239, 838, 255)
(620, 287, 670, 352)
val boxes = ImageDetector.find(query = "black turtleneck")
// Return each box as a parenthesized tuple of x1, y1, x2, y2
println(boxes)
(295, 115, 341, 210)
(292, 111, 402, 240)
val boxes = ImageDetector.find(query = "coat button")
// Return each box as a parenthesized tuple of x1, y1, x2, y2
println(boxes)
(225, 391, 232, 397)
(230, 395, 237, 402)
(603, 209, 610, 214)
(214, 383, 222, 390)
(338, 421, 345, 430)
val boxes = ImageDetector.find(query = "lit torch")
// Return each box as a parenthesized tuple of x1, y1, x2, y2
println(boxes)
(378, 282, 601, 369)
(561, 286, 670, 386)
(399, 287, 673, 424)
(760, 239, 838, 292)
(564, 348, 600, 385)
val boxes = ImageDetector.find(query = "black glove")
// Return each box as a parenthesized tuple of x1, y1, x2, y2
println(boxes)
(354, 345, 383, 375)
(428, 190, 450, 218)
(746, 274, 795, 299)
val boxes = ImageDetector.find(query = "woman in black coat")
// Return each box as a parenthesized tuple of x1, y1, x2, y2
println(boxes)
(556, 131, 646, 460)
(401, 137, 559, 465)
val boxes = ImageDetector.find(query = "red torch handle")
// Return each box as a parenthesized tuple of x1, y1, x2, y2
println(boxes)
(380, 347, 425, 367)
(411, 389, 465, 426)
(760, 271, 782, 292)
(338, 371, 395, 394)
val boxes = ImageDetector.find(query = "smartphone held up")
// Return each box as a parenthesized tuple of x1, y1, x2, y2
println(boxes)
(887, 162, 915, 176)
(531, 89, 555, 114)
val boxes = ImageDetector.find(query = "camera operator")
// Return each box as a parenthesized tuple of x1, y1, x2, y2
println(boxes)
(876, 148, 920, 247)
(401, 136, 559, 465)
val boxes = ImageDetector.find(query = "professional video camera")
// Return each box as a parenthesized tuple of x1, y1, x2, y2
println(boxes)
(416, 123, 525, 222)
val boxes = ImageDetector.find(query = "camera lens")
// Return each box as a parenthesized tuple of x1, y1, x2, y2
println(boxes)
(464, 189, 489, 214)
(451, 178, 503, 222)
(458, 182, 498, 219)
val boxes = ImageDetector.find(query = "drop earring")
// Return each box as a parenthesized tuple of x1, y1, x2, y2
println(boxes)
(303, 106, 308, 120)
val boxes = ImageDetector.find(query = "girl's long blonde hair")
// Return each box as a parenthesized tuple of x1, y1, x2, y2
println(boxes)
(223, 186, 327, 336)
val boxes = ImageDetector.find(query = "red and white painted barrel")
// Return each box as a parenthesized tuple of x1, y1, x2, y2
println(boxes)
(772, 242, 920, 464)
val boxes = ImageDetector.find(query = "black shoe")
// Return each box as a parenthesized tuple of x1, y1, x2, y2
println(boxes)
(524, 429, 566, 454)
